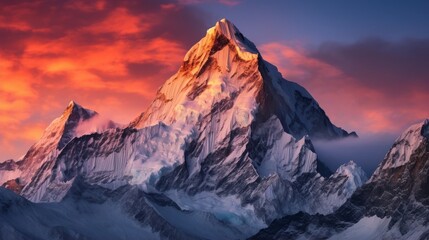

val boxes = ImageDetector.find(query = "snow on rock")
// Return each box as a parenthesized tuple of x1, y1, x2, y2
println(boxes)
(131, 20, 261, 134)
(371, 119, 429, 181)
(329, 216, 391, 240)
(329, 216, 429, 240)
(18, 101, 96, 186)
(332, 160, 367, 193)
(252, 116, 318, 181)
(250, 119, 429, 240)
(17, 101, 117, 197)
(22, 123, 188, 202)
(38, 101, 97, 150)
(261, 61, 354, 140)
(310, 161, 368, 214)
(209, 18, 259, 61)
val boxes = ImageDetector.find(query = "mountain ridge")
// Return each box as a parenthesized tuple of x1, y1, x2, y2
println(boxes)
(251, 119, 429, 240)
(0, 101, 117, 192)
(0, 19, 366, 240)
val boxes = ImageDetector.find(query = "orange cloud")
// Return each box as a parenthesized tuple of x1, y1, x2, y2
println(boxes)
(0, 0, 206, 160)
(84, 8, 151, 35)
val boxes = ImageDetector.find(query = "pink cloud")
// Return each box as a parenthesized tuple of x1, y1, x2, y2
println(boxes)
(260, 41, 429, 135)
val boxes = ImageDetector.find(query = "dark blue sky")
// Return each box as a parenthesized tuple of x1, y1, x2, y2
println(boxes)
(198, 0, 429, 46)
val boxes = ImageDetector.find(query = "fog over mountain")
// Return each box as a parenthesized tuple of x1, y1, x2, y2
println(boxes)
(314, 133, 397, 175)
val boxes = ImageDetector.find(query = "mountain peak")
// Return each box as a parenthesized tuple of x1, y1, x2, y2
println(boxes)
(210, 18, 241, 41)
(334, 160, 367, 181)
(393, 119, 429, 151)
(203, 18, 259, 60)
(35, 101, 97, 151)
(133, 19, 264, 129)
(67, 100, 80, 108)
(63, 100, 95, 120)
(65, 100, 89, 113)
(133, 19, 354, 140)
(14, 102, 100, 187)
(370, 119, 429, 181)
(68, 100, 77, 106)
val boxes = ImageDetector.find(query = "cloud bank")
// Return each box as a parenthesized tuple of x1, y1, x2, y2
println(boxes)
(313, 134, 397, 175)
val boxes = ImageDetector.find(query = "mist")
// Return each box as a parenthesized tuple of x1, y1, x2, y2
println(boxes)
(313, 133, 397, 176)
(75, 115, 121, 138)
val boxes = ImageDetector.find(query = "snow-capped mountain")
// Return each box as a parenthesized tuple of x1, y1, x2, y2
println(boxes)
(370, 120, 429, 181)
(130, 19, 354, 140)
(252, 119, 429, 240)
(0, 101, 117, 192)
(0, 19, 365, 239)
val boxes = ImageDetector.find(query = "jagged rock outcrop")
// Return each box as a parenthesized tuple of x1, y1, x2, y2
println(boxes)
(251, 120, 429, 240)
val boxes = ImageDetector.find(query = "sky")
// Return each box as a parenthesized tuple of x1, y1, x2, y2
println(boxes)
(0, 0, 428, 173)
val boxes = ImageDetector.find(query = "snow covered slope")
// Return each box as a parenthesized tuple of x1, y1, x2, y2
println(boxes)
(2, 19, 366, 240)
(21, 123, 188, 202)
(130, 19, 354, 140)
(371, 119, 429, 180)
(252, 119, 429, 240)
(1, 101, 117, 193)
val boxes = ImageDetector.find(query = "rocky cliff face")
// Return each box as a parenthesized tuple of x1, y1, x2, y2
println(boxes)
(252, 120, 429, 240)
